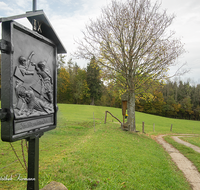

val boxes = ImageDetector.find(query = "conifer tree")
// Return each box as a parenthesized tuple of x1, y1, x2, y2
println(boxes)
(86, 57, 102, 105)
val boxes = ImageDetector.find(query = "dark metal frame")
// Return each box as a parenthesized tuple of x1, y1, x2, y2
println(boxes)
(1, 21, 58, 142)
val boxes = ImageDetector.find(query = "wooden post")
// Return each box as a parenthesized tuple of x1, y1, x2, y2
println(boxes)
(122, 101, 127, 116)
(104, 111, 107, 124)
(142, 122, 144, 133)
(153, 123, 155, 132)
(170, 124, 173, 132)
(122, 100, 127, 125)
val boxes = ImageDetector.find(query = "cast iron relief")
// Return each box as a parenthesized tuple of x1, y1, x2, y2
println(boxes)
(1, 9, 66, 190)
(14, 51, 54, 118)
(1, 11, 66, 142)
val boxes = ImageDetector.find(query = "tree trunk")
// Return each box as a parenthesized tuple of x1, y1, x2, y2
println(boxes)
(90, 96, 95, 105)
(127, 95, 130, 122)
(128, 90, 136, 132)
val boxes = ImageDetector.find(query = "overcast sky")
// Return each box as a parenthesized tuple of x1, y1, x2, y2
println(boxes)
(0, 0, 200, 85)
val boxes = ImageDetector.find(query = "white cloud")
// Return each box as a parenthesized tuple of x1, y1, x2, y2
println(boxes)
(0, 0, 200, 83)
(15, 0, 30, 9)
(0, 2, 14, 13)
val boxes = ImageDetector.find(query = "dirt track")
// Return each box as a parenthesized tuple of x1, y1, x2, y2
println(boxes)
(171, 136, 200, 153)
(156, 135, 200, 190)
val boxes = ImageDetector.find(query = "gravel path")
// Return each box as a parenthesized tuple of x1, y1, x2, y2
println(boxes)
(156, 135, 200, 190)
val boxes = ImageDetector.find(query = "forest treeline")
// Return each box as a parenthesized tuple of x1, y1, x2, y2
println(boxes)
(136, 80, 200, 120)
(57, 56, 200, 121)
(0, 54, 199, 120)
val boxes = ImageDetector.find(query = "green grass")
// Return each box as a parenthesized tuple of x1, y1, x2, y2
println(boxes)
(163, 136, 200, 173)
(135, 111, 200, 135)
(1, 104, 197, 189)
(38, 123, 191, 189)
(57, 104, 200, 135)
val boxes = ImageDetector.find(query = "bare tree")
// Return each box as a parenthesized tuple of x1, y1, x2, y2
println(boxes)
(74, 0, 185, 131)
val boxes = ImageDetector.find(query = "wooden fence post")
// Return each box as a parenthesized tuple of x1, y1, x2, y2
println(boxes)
(142, 122, 144, 133)
(104, 111, 107, 124)
(170, 124, 173, 132)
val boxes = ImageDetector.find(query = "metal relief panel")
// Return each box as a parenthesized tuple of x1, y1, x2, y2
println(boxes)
(1, 21, 57, 141)
(11, 22, 56, 135)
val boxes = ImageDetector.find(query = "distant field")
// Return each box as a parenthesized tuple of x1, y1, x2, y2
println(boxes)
(0, 104, 197, 189)
(58, 104, 200, 135)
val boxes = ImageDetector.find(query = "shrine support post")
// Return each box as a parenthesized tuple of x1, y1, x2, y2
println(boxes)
(27, 135, 41, 190)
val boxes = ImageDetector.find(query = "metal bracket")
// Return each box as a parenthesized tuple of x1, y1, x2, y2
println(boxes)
(0, 39, 13, 53)
(0, 108, 9, 122)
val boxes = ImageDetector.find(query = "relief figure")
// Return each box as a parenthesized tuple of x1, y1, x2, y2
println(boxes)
(15, 83, 53, 117)
(32, 61, 53, 103)
(18, 51, 35, 76)
(24, 89, 53, 116)
(14, 51, 54, 118)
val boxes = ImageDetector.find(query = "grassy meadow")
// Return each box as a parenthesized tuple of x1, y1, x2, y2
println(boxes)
(1, 104, 200, 189)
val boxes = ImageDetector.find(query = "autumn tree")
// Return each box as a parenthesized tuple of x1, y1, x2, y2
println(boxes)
(66, 59, 80, 103)
(65, 59, 90, 104)
(75, 0, 185, 131)
(57, 55, 72, 103)
(180, 96, 193, 119)
(57, 67, 71, 103)
(147, 90, 165, 115)
(74, 68, 90, 104)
